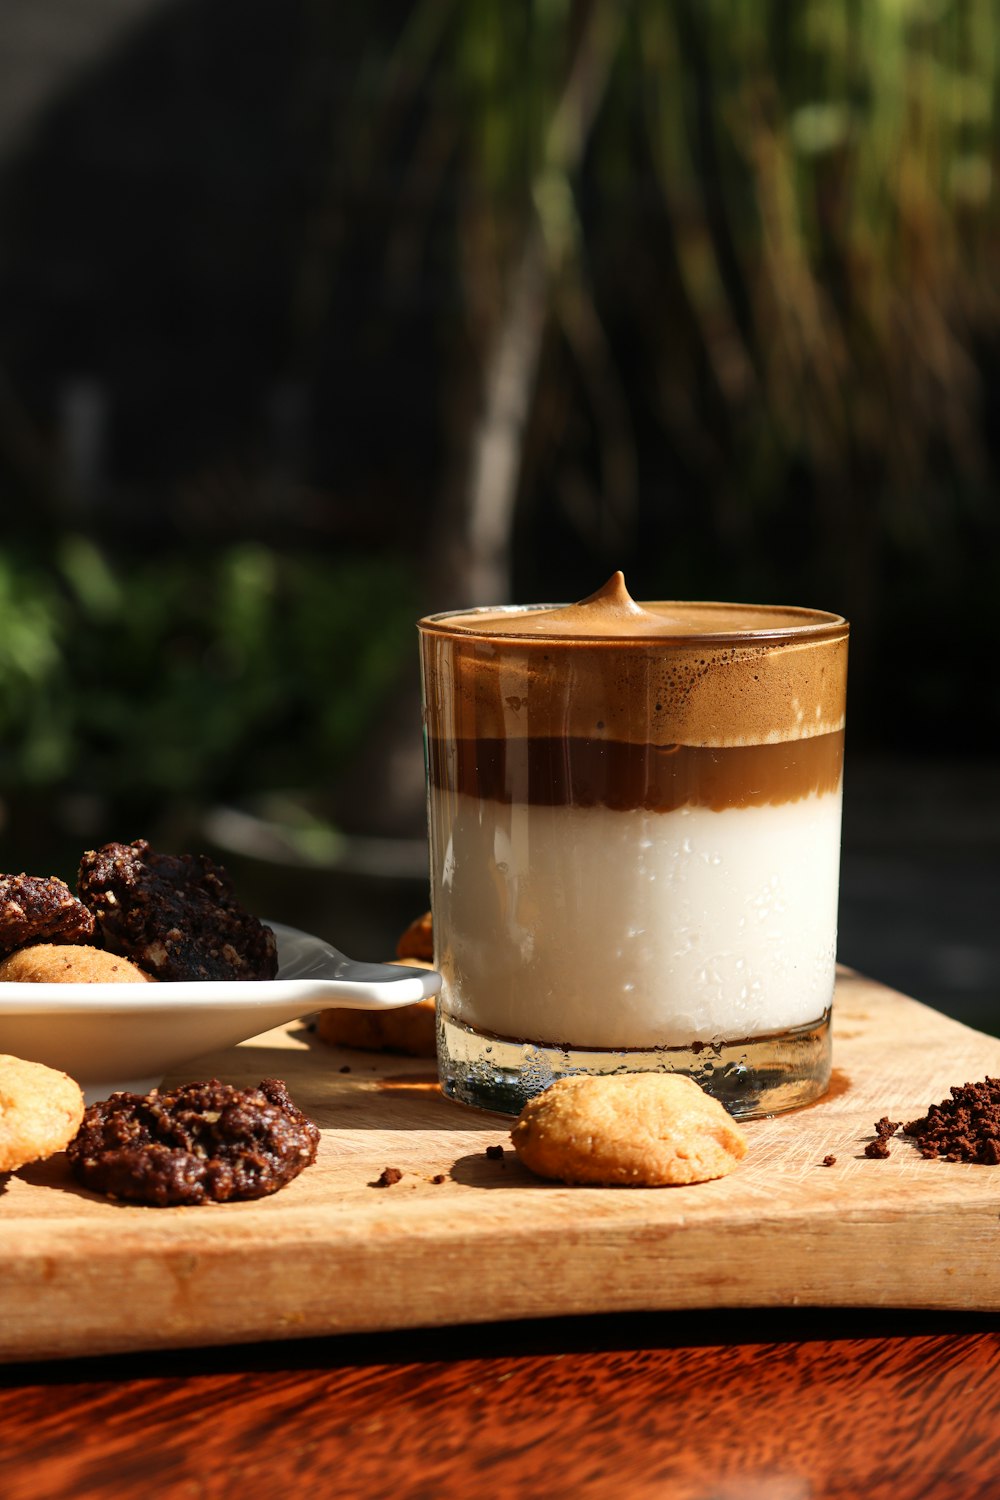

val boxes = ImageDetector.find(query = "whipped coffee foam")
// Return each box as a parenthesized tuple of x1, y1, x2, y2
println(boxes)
(420, 573, 848, 750)
(419, 576, 849, 1050)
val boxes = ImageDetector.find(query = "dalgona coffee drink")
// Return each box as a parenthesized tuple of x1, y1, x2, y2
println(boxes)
(418, 574, 849, 1117)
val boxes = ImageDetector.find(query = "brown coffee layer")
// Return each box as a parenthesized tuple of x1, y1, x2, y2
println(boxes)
(426, 729, 844, 812)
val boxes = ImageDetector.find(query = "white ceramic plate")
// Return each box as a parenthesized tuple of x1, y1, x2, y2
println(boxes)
(0, 922, 440, 1103)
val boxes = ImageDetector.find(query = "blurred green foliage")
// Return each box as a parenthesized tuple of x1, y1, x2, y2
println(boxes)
(0, 540, 418, 811)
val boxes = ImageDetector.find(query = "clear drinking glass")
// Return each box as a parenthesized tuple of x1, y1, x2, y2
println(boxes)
(418, 577, 848, 1118)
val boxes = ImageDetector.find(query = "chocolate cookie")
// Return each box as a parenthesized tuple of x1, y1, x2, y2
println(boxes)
(67, 1078, 320, 1206)
(77, 840, 278, 982)
(0, 874, 94, 956)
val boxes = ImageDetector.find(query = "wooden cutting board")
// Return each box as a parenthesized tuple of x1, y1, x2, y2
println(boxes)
(2, 969, 999, 1364)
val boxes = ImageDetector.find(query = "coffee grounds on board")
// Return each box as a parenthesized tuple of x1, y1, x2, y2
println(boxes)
(821, 1155, 837, 1167)
(904, 1078, 1000, 1164)
(863, 1115, 901, 1159)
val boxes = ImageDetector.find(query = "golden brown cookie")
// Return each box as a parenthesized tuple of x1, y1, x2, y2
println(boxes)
(315, 958, 436, 1057)
(395, 911, 434, 962)
(510, 1073, 748, 1186)
(0, 944, 154, 984)
(0, 1053, 86, 1172)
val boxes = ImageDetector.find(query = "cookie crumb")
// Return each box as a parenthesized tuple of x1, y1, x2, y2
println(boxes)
(372, 1166, 403, 1187)
(431, 1173, 447, 1184)
(862, 1114, 901, 1159)
(339, 1065, 351, 1074)
(485, 1144, 505, 1161)
(821, 1154, 836, 1167)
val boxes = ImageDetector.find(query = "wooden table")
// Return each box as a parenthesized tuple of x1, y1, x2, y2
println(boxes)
(2, 968, 999, 1498)
(1, 1308, 998, 1498)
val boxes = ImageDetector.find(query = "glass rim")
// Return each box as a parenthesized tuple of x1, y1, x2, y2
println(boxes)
(417, 600, 849, 647)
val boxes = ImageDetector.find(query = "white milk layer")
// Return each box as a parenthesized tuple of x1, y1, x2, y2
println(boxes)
(430, 788, 843, 1049)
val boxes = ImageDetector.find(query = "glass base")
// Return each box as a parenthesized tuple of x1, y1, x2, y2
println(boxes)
(437, 1008, 832, 1119)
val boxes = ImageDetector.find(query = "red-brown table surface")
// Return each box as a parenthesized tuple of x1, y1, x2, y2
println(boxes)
(1, 1309, 998, 1499)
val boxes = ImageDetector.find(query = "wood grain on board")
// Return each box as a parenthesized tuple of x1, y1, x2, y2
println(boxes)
(2, 969, 999, 1363)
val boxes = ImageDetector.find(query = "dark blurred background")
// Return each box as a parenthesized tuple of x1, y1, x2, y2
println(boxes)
(0, 0, 996, 1031)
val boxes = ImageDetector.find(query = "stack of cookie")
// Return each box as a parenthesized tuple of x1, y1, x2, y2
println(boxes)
(316, 910, 437, 1058)
(0, 839, 278, 987)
